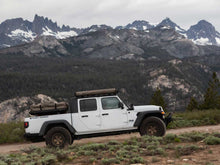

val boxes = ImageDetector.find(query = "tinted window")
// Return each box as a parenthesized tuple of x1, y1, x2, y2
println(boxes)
(68, 98, 78, 113)
(101, 97, 120, 110)
(80, 99, 97, 112)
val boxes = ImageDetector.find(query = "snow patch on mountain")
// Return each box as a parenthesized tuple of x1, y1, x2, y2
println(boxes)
(161, 26, 171, 30)
(89, 29, 97, 32)
(2, 44, 11, 47)
(192, 37, 212, 45)
(42, 26, 77, 39)
(216, 37, 220, 45)
(8, 29, 36, 42)
(56, 30, 77, 39)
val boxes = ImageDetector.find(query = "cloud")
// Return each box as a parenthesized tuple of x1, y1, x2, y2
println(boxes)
(0, 0, 220, 31)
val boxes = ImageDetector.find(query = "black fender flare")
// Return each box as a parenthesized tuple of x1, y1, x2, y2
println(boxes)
(133, 111, 164, 127)
(39, 120, 76, 136)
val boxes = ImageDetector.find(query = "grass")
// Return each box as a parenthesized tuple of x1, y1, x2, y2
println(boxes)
(168, 109, 220, 129)
(0, 121, 24, 144)
(0, 132, 219, 164)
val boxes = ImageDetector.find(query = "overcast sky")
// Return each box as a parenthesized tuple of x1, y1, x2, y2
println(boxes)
(1, 0, 220, 31)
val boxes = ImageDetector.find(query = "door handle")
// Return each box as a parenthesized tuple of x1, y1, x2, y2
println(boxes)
(102, 113, 109, 116)
(81, 115, 88, 118)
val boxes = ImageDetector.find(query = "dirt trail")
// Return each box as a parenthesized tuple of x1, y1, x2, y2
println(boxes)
(0, 124, 219, 154)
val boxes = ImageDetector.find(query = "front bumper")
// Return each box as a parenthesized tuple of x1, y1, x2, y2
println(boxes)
(165, 113, 173, 126)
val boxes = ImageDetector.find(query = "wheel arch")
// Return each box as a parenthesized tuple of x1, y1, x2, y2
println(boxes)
(39, 120, 76, 136)
(134, 111, 164, 128)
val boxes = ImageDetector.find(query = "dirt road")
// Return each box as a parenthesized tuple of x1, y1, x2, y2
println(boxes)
(0, 124, 219, 154)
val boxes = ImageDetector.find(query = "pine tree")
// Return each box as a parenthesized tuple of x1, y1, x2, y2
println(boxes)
(150, 88, 167, 112)
(200, 72, 220, 110)
(186, 97, 198, 111)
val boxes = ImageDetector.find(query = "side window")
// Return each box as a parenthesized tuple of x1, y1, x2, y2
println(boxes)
(69, 98, 78, 113)
(101, 97, 120, 110)
(80, 99, 97, 112)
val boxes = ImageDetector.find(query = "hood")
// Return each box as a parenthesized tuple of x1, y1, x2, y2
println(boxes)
(133, 105, 161, 112)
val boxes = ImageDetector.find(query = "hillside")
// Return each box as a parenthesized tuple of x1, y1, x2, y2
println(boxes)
(0, 54, 211, 113)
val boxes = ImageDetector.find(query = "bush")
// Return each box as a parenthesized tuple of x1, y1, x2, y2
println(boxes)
(168, 109, 220, 129)
(0, 122, 25, 144)
(204, 136, 220, 145)
(101, 158, 120, 165)
(179, 132, 207, 142)
(130, 156, 144, 164)
(175, 145, 203, 156)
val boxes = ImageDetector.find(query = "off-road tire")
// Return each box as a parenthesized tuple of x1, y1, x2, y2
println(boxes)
(139, 116, 166, 136)
(45, 127, 72, 148)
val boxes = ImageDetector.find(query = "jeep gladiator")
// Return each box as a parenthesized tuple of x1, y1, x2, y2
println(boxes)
(24, 88, 172, 148)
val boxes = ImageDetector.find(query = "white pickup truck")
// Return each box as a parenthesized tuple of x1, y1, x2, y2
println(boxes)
(24, 88, 172, 148)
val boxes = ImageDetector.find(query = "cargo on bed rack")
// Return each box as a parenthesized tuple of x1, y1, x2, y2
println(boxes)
(75, 88, 118, 98)
(29, 102, 68, 115)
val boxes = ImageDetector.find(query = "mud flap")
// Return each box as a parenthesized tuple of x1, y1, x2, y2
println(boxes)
(165, 113, 173, 126)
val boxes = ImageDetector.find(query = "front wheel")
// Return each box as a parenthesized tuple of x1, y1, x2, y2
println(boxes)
(45, 127, 72, 148)
(139, 116, 166, 136)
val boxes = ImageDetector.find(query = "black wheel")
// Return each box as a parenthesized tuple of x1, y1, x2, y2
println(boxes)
(45, 127, 72, 148)
(139, 116, 166, 136)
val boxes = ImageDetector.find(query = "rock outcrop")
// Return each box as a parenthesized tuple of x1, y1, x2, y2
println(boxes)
(0, 94, 57, 123)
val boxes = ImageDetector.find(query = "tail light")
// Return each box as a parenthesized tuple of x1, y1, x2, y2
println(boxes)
(24, 122, 29, 128)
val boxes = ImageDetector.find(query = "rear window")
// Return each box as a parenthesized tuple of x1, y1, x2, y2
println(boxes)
(80, 99, 97, 112)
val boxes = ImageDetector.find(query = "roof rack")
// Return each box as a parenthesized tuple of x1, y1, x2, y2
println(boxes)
(75, 88, 118, 98)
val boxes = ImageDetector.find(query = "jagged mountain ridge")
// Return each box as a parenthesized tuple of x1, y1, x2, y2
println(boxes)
(187, 20, 220, 45)
(1, 27, 220, 59)
(0, 14, 79, 49)
(115, 20, 154, 31)
(117, 18, 220, 46)
(0, 15, 220, 49)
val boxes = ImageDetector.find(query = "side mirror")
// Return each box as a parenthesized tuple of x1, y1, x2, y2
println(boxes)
(128, 104, 134, 110)
(118, 102, 124, 109)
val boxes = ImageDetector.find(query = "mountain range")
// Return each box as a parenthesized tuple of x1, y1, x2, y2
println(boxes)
(0, 14, 220, 119)
(0, 15, 220, 49)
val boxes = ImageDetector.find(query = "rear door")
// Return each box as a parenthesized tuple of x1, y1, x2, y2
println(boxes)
(78, 98, 101, 132)
(100, 96, 128, 130)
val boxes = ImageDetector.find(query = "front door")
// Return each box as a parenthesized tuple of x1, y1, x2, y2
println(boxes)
(100, 96, 128, 130)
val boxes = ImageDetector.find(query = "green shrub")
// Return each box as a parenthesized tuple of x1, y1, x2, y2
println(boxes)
(164, 134, 177, 143)
(80, 143, 107, 151)
(0, 122, 25, 144)
(40, 154, 57, 164)
(0, 160, 7, 165)
(107, 140, 120, 145)
(168, 109, 220, 129)
(101, 158, 120, 165)
(204, 136, 220, 145)
(89, 157, 96, 163)
(175, 145, 203, 156)
(130, 156, 144, 164)
(180, 132, 207, 142)
(152, 156, 160, 163)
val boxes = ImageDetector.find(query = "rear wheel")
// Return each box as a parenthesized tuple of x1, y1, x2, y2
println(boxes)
(45, 127, 72, 148)
(139, 116, 166, 136)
